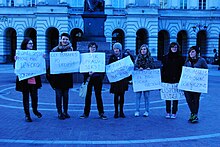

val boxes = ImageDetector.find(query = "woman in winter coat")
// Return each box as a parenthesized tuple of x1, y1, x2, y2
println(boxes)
(134, 44, 155, 117)
(184, 46, 208, 123)
(161, 42, 184, 119)
(15, 37, 43, 122)
(109, 42, 129, 118)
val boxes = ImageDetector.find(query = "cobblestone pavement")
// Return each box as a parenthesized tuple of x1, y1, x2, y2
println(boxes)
(0, 64, 219, 146)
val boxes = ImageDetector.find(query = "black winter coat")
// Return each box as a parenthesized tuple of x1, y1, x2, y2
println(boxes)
(161, 53, 184, 83)
(16, 76, 42, 92)
(108, 54, 129, 94)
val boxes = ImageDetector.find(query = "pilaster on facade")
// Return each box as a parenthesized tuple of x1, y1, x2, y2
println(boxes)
(16, 35, 24, 51)
(148, 36, 158, 57)
(125, 36, 136, 52)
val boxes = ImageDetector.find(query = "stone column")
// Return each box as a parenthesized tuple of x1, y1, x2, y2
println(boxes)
(150, 0, 159, 6)
(128, 0, 135, 6)
(105, 0, 112, 6)
(189, 0, 198, 9)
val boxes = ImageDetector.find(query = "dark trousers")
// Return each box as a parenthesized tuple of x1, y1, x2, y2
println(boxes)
(166, 100, 178, 114)
(84, 76, 104, 116)
(22, 84, 38, 116)
(184, 91, 201, 115)
(55, 88, 69, 114)
(114, 92, 125, 114)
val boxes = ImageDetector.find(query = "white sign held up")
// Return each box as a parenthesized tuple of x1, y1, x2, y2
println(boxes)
(106, 56, 134, 83)
(50, 51, 80, 74)
(160, 83, 184, 100)
(15, 50, 46, 74)
(178, 66, 208, 93)
(132, 69, 162, 92)
(80, 53, 105, 73)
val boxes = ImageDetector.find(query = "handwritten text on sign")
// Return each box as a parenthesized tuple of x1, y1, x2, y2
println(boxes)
(80, 53, 105, 73)
(50, 51, 80, 74)
(178, 66, 208, 93)
(132, 69, 161, 92)
(15, 50, 46, 74)
(106, 56, 134, 83)
(160, 83, 184, 100)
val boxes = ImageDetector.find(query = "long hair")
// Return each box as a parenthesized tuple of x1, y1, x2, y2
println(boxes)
(139, 44, 151, 57)
(187, 46, 199, 59)
(168, 42, 181, 54)
(20, 37, 33, 50)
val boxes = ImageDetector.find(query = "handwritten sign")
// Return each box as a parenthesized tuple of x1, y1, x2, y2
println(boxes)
(15, 50, 46, 74)
(106, 56, 134, 83)
(178, 66, 208, 93)
(80, 52, 105, 73)
(160, 83, 184, 100)
(132, 69, 161, 92)
(17, 72, 45, 81)
(50, 51, 80, 74)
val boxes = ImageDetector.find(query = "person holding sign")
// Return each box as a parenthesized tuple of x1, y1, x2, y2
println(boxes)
(161, 42, 184, 119)
(109, 42, 129, 118)
(184, 46, 208, 123)
(80, 42, 107, 120)
(134, 44, 155, 117)
(15, 38, 43, 122)
(50, 33, 73, 120)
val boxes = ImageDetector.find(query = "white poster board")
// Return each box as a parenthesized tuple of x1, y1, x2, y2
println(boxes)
(50, 51, 80, 74)
(160, 83, 184, 100)
(79, 53, 105, 73)
(106, 56, 134, 83)
(15, 50, 46, 74)
(132, 69, 162, 92)
(17, 72, 45, 81)
(178, 66, 208, 93)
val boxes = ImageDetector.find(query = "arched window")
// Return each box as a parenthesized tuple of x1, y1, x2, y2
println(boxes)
(24, 28, 37, 49)
(197, 30, 207, 57)
(136, 28, 148, 55)
(70, 28, 83, 50)
(158, 30, 170, 60)
(112, 29, 125, 50)
(177, 30, 188, 58)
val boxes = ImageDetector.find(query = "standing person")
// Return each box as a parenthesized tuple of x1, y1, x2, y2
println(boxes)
(80, 42, 107, 120)
(50, 33, 73, 120)
(15, 38, 43, 122)
(161, 42, 184, 119)
(134, 44, 155, 117)
(109, 42, 129, 118)
(212, 48, 218, 65)
(184, 46, 208, 123)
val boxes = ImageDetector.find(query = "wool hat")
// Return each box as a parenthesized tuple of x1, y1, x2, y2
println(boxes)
(113, 42, 122, 50)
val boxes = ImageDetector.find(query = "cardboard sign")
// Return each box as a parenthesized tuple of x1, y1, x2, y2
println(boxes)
(50, 51, 80, 74)
(80, 53, 105, 73)
(132, 69, 161, 92)
(106, 56, 134, 83)
(161, 83, 184, 100)
(178, 66, 208, 93)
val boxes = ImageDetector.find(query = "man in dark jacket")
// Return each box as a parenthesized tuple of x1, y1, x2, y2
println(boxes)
(50, 33, 73, 120)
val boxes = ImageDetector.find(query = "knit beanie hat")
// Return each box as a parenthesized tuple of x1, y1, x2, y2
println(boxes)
(113, 42, 122, 50)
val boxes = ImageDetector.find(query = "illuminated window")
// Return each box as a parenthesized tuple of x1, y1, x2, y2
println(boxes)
(199, 0, 206, 10)
(180, 0, 187, 9)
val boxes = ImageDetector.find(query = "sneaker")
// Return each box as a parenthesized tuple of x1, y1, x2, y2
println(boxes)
(165, 113, 171, 119)
(190, 115, 199, 123)
(63, 112, 70, 119)
(171, 114, 176, 119)
(99, 114, 107, 120)
(134, 111, 140, 117)
(80, 113, 88, 119)
(188, 113, 194, 122)
(58, 113, 65, 120)
(143, 111, 149, 117)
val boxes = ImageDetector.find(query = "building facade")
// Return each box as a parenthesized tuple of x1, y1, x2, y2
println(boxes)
(0, 0, 220, 64)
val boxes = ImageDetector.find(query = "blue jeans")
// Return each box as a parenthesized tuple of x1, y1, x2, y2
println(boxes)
(135, 91, 149, 112)
(55, 88, 69, 114)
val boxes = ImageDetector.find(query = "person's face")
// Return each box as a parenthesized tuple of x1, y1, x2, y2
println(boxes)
(113, 48, 120, 55)
(141, 47, 147, 55)
(89, 45, 97, 53)
(171, 45, 178, 53)
(189, 49, 197, 58)
(26, 40, 33, 50)
(61, 36, 69, 46)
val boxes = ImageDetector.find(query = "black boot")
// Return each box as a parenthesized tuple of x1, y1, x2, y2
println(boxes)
(25, 115, 32, 122)
(33, 110, 42, 118)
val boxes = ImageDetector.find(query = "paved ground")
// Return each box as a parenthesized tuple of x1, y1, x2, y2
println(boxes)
(0, 64, 220, 146)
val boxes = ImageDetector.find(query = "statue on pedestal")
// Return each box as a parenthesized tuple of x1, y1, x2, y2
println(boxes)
(84, 0, 104, 12)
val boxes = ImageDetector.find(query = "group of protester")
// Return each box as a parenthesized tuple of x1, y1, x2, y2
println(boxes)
(15, 33, 208, 124)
